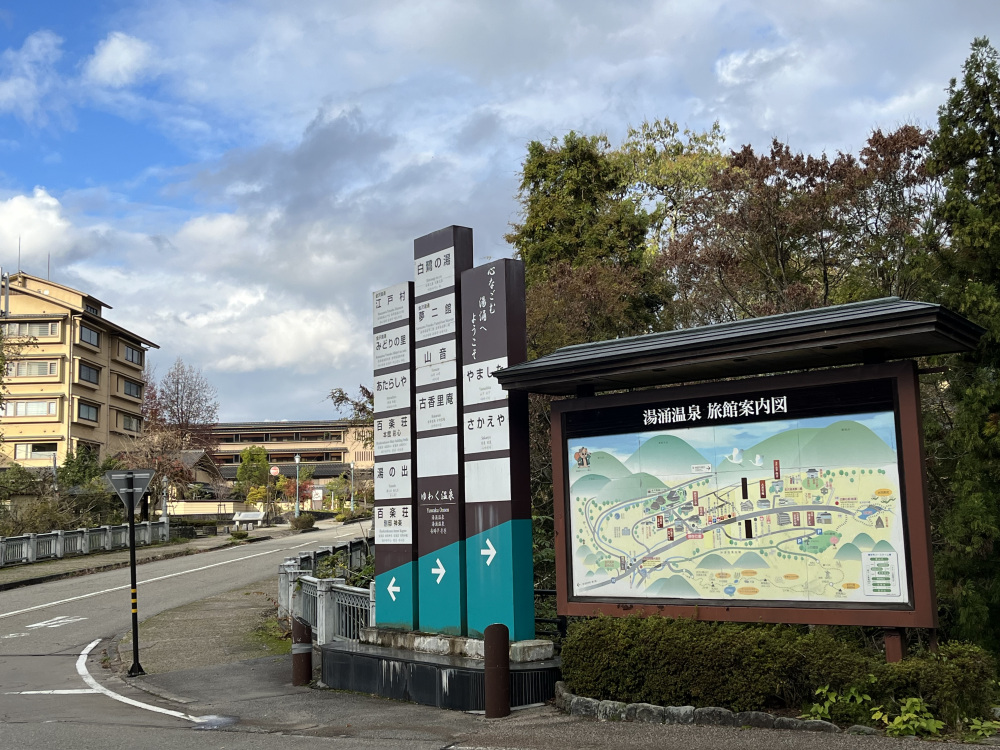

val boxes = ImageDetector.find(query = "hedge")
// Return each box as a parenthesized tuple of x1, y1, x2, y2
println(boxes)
(560, 616, 996, 724)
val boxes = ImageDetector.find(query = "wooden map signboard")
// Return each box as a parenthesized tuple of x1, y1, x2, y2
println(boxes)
(551, 362, 937, 628)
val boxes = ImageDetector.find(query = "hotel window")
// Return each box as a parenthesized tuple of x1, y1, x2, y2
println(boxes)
(3, 400, 58, 417)
(80, 325, 100, 347)
(123, 379, 142, 398)
(78, 402, 99, 422)
(79, 362, 100, 384)
(123, 345, 143, 365)
(14, 443, 58, 460)
(122, 413, 141, 432)
(6, 360, 58, 377)
(85, 304, 100, 315)
(4, 321, 59, 337)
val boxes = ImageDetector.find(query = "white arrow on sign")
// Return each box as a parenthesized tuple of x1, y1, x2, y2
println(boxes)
(431, 558, 446, 584)
(481, 538, 497, 567)
(387, 577, 400, 602)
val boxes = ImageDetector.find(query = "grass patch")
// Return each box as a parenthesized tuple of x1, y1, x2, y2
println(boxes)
(251, 616, 292, 655)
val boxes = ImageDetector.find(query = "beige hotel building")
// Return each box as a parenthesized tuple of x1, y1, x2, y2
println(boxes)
(0, 272, 157, 467)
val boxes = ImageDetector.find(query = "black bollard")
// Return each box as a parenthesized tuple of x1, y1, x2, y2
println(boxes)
(292, 617, 312, 686)
(484, 623, 510, 718)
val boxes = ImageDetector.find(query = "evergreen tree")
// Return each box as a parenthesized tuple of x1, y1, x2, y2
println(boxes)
(925, 37, 1000, 647)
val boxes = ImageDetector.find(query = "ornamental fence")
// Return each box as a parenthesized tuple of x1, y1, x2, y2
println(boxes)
(279, 556, 375, 645)
(0, 519, 170, 568)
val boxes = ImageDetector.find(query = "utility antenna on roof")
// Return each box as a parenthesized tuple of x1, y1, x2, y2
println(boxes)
(0, 267, 7, 317)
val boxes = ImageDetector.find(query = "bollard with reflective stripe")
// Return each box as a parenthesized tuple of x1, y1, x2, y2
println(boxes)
(291, 617, 312, 686)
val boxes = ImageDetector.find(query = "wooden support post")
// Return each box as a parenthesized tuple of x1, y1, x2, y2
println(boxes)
(884, 627, 905, 662)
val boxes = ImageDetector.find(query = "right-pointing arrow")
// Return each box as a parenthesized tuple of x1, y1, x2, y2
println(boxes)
(387, 576, 400, 602)
(431, 558, 446, 584)
(481, 538, 496, 567)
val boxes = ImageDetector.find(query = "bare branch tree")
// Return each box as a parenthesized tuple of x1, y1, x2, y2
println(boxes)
(154, 358, 220, 448)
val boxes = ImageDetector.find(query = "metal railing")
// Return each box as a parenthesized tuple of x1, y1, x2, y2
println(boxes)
(299, 576, 318, 626)
(0, 519, 170, 568)
(534, 589, 568, 651)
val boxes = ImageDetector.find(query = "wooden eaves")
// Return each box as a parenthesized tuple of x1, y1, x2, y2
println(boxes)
(494, 297, 984, 396)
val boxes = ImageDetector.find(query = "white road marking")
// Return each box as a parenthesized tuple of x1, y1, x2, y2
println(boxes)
(76, 639, 206, 723)
(2, 633, 29, 638)
(0, 540, 315, 621)
(5, 688, 99, 695)
(27, 615, 87, 629)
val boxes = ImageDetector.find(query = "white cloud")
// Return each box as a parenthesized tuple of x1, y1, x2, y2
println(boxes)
(84, 31, 154, 88)
(0, 188, 77, 263)
(0, 30, 64, 123)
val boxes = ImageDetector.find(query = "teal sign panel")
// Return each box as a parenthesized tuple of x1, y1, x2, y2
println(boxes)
(417, 542, 466, 636)
(374, 562, 417, 631)
(465, 519, 535, 639)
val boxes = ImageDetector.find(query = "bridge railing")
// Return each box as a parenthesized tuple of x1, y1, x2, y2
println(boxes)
(0, 519, 170, 568)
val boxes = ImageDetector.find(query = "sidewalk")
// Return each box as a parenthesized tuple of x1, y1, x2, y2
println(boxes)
(107, 577, 905, 750)
(0, 523, 295, 592)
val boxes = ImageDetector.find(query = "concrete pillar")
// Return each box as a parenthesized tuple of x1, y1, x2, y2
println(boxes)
(278, 560, 297, 621)
(55, 530, 65, 558)
(0, 538, 6, 568)
(101, 525, 112, 551)
(316, 579, 333, 645)
(288, 569, 304, 620)
(26, 534, 37, 563)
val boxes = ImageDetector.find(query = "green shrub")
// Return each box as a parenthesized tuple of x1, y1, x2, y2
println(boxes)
(289, 513, 315, 530)
(874, 642, 997, 728)
(335, 507, 373, 522)
(561, 616, 997, 723)
(229, 530, 248, 540)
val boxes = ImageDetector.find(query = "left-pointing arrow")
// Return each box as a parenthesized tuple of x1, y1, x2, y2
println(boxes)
(387, 577, 401, 602)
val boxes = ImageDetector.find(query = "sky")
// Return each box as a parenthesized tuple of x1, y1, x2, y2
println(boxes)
(0, 1, 996, 421)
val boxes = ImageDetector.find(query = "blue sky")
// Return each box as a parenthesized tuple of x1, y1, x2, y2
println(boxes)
(0, 1, 996, 420)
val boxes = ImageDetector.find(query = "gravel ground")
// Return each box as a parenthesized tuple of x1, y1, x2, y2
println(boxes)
(115, 576, 285, 674)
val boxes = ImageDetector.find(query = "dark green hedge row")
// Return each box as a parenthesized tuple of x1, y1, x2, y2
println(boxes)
(561, 617, 996, 724)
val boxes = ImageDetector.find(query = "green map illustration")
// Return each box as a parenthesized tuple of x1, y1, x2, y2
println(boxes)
(568, 412, 908, 605)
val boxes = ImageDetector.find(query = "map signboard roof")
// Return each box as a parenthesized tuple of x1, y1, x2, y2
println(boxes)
(494, 297, 983, 396)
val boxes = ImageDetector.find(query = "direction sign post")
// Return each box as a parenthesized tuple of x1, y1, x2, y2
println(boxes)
(105, 469, 154, 677)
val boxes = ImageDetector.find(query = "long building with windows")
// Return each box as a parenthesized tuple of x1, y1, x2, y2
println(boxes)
(0, 272, 157, 466)
(210, 420, 374, 487)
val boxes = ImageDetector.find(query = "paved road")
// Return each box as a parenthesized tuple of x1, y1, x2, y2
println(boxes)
(0, 522, 910, 749)
(0, 525, 366, 748)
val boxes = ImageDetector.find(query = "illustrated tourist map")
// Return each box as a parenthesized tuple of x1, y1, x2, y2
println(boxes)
(567, 410, 909, 605)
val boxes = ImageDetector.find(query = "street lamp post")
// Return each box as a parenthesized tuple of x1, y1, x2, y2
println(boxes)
(350, 461, 355, 513)
(294, 454, 301, 518)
